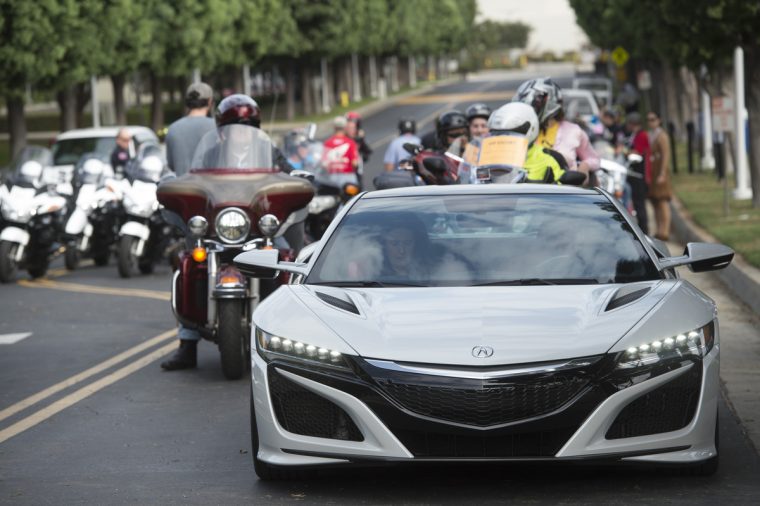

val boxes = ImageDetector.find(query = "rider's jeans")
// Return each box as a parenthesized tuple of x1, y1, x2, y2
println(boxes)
(178, 324, 201, 341)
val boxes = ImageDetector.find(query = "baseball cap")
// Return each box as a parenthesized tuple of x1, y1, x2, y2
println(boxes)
(333, 116, 347, 129)
(185, 82, 213, 102)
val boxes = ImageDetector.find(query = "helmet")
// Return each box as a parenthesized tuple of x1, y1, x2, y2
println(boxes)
(436, 110, 467, 145)
(216, 94, 261, 128)
(465, 103, 491, 122)
(398, 117, 416, 134)
(345, 111, 361, 122)
(512, 78, 563, 124)
(487, 102, 540, 144)
(19, 160, 43, 181)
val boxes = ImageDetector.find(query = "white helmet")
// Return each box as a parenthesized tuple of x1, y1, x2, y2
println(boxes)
(82, 158, 105, 177)
(487, 102, 540, 144)
(19, 160, 43, 181)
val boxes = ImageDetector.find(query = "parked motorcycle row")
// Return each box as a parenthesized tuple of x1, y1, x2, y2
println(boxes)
(0, 143, 174, 283)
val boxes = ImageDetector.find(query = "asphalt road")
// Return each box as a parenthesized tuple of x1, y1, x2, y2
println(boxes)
(1, 69, 759, 505)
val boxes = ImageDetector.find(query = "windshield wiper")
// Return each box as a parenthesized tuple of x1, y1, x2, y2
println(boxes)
(473, 278, 600, 286)
(310, 281, 427, 288)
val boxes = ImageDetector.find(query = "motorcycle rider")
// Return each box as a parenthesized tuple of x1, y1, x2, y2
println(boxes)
(485, 102, 565, 184)
(419, 110, 468, 153)
(323, 116, 360, 175)
(383, 117, 421, 172)
(345, 111, 372, 163)
(513, 78, 599, 179)
(161, 93, 293, 372)
(166, 82, 216, 177)
(449, 103, 492, 163)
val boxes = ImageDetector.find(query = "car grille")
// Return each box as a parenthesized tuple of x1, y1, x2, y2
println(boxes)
(374, 374, 589, 427)
(392, 427, 576, 458)
(268, 368, 363, 442)
(606, 365, 702, 439)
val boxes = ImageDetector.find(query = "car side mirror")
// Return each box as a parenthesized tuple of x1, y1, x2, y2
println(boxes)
(233, 248, 308, 279)
(559, 171, 587, 186)
(657, 242, 734, 272)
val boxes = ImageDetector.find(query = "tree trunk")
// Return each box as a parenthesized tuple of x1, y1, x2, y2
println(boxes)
(285, 60, 296, 121)
(301, 62, 313, 116)
(661, 63, 680, 138)
(745, 48, 760, 207)
(57, 86, 78, 132)
(112, 74, 127, 125)
(75, 82, 90, 128)
(6, 96, 27, 160)
(149, 71, 164, 132)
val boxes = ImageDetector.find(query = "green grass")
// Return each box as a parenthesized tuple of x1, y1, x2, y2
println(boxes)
(673, 169, 760, 268)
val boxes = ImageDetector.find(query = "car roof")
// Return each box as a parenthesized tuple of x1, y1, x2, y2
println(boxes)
(55, 126, 157, 141)
(562, 89, 596, 99)
(363, 184, 601, 199)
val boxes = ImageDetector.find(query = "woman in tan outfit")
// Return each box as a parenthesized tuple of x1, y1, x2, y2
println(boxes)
(647, 112, 672, 240)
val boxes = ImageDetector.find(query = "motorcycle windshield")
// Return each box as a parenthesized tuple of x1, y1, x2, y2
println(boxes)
(10, 146, 53, 187)
(190, 125, 274, 172)
(127, 144, 166, 183)
(74, 153, 111, 186)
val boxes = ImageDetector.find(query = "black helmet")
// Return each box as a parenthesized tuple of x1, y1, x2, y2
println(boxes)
(216, 94, 261, 128)
(398, 117, 416, 134)
(465, 103, 491, 122)
(436, 110, 467, 145)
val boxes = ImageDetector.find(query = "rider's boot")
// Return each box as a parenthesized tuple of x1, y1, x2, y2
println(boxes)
(160, 340, 197, 370)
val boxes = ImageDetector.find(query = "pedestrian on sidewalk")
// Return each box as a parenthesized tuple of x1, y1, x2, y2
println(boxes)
(383, 117, 420, 172)
(647, 111, 672, 240)
(161, 82, 216, 372)
(625, 112, 651, 235)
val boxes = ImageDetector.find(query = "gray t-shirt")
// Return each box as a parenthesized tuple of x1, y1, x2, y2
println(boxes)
(165, 116, 216, 176)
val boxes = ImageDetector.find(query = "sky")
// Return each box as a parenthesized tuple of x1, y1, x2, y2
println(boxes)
(476, 0, 589, 54)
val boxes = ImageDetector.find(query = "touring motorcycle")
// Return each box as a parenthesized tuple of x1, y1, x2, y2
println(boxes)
(0, 147, 68, 282)
(157, 125, 313, 380)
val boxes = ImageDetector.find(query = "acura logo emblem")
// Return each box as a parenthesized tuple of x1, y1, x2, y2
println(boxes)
(472, 346, 494, 358)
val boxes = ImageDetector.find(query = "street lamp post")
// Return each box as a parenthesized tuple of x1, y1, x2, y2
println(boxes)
(733, 46, 752, 199)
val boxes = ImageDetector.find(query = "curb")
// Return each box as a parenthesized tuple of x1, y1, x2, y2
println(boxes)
(670, 197, 760, 316)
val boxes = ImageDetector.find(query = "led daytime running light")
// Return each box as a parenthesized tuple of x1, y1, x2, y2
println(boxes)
(257, 328, 348, 368)
(618, 321, 715, 368)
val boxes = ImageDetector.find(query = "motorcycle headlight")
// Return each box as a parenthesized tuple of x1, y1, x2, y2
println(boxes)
(1, 205, 32, 223)
(616, 321, 715, 370)
(256, 328, 350, 370)
(215, 208, 250, 244)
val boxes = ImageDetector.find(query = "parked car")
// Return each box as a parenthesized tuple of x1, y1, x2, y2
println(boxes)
(235, 184, 733, 480)
(572, 76, 613, 107)
(562, 89, 602, 127)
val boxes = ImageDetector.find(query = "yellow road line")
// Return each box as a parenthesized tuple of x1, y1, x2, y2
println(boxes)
(17, 278, 170, 301)
(0, 329, 177, 423)
(396, 91, 515, 105)
(47, 259, 94, 279)
(0, 340, 177, 444)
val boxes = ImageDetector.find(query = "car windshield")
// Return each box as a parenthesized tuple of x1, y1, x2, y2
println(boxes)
(564, 96, 595, 116)
(190, 124, 274, 171)
(52, 137, 117, 166)
(307, 194, 661, 287)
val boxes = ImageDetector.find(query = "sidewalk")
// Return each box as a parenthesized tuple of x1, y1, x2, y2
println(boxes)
(661, 205, 760, 454)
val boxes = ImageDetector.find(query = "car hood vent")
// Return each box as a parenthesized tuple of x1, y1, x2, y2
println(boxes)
(605, 286, 651, 312)
(314, 290, 360, 315)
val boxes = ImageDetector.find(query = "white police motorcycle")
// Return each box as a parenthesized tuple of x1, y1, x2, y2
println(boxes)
(116, 144, 169, 278)
(0, 147, 69, 282)
(63, 154, 127, 270)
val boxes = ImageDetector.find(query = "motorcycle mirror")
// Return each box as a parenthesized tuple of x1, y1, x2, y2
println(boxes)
(306, 123, 317, 141)
(559, 171, 587, 186)
(403, 143, 422, 156)
(290, 169, 315, 181)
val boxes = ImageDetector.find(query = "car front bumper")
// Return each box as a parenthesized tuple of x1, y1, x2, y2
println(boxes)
(251, 346, 719, 468)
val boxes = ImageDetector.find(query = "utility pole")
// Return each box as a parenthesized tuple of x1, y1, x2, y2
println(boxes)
(733, 46, 752, 199)
(242, 64, 252, 95)
(701, 90, 715, 170)
(192, 68, 201, 84)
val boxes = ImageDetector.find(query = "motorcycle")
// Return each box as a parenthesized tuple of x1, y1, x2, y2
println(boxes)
(0, 147, 68, 282)
(157, 125, 314, 380)
(373, 143, 460, 190)
(116, 144, 170, 278)
(593, 140, 637, 214)
(63, 154, 126, 270)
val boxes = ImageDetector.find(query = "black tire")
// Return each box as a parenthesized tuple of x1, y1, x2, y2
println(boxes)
(93, 252, 110, 267)
(64, 245, 80, 271)
(117, 235, 137, 278)
(217, 299, 246, 380)
(0, 241, 19, 283)
(27, 255, 48, 279)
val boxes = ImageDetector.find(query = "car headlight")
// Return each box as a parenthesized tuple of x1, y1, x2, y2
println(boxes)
(255, 328, 350, 370)
(617, 321, 715, 370)
(215, 208, 250, 244)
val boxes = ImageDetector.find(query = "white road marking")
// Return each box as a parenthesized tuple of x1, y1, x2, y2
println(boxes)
(0, 332, 32, 345)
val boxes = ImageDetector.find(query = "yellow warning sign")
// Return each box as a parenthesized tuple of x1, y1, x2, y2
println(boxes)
(611, 46, 629, 68)
(478, 135, 529, 168)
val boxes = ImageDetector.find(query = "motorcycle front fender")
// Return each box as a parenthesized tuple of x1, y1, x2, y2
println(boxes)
(119, 221, 150, 241)
(65, 208, 89, 235)
(0, 226, 30, 246)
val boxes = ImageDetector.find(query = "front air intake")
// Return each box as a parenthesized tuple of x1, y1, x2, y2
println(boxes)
(605, 287, 650, 312)
(315, 291, 360, 315)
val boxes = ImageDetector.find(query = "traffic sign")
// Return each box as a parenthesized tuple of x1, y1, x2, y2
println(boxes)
(611, 46, 629, 68)
(712, 96, 734, 132)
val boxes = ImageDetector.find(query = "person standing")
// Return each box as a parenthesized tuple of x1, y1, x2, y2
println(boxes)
(625, 112, 651, 234)
(165, 82, 216, 177)
(383, 117, 420, 172)
(160, 82, 216, 372)
(647, 111, 672, 240)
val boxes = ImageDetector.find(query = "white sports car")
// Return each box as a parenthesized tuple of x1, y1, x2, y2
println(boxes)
(235, 185, 734, 480)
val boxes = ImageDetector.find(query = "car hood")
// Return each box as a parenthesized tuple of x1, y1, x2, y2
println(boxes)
(270, 281, 676, 366)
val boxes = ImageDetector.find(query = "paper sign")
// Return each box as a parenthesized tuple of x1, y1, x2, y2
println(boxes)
(477, 135, 529, 168)
(462, 143, 480, 165)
